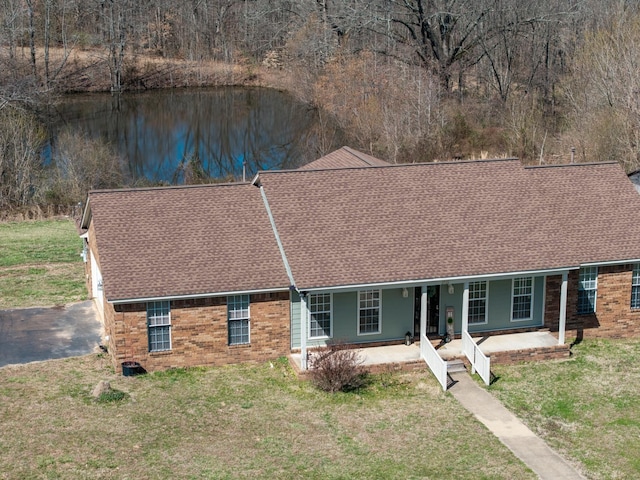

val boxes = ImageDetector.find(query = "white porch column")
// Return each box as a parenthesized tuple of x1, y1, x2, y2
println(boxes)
(420, 285, 428, 338)
(461, 281, 469, 334)
(558, 271, 568, 345)
(300, 293, 308, 370)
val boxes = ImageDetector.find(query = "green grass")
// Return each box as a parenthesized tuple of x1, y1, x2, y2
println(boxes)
(489, 338, 640, 479)
(0, 219, 86, 308)
(0, 355, 536, 479)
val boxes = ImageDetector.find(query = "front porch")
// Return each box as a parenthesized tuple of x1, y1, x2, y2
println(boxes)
(289, 330, 570, 374)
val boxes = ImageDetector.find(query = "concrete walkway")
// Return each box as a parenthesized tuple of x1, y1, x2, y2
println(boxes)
(449, 371, 585, 480)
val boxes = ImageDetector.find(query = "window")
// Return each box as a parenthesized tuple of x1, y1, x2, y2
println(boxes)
(358, 289, 381, 334)
(147, 301, 171, 352)
(577, 267, 598, 314)
(468, 281, 488, 324)
(309, 293, 332, 338)
(631, 264, 640, 309)
(512, 277, 533, 321)
(81, 238, 88, 263)
(228, 295, 250, 345)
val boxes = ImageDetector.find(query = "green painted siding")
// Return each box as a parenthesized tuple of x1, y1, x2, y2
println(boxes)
(292, 277, 545, 348)
(290, 289, 300, 349)
(290, 288, 414, 349)
(440, 283, 464, 335)
(440, 277, 545, 334)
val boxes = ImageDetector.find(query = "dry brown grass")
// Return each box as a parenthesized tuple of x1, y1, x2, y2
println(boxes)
(0, 355, 536, 479)
(1, 46, 275, 94)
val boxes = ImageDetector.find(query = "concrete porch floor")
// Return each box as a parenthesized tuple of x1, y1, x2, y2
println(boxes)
(289, 331, 562, 370)
(435, 330, 561, 360)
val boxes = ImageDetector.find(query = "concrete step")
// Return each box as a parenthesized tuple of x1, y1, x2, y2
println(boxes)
(447, 359, 466, 373)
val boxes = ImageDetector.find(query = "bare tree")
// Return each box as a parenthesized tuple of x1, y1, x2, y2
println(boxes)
(0, 108, 46, 208)
(565, 12, 640, 171)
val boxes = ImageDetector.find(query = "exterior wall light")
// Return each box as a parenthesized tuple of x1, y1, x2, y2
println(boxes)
(402, 287, 409, 298)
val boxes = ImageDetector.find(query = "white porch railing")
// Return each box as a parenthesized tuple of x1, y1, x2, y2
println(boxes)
(420, 333, 448, 390)
(462, 331, 491, 385)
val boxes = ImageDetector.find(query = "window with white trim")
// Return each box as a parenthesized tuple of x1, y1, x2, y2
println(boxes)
(358, 289, 381, 334)
(228, 295, 250, 345)
(147, 301, 171, 352)
(309, 293, 332, 338)
(577, 267, 597, 314)
(631, 264, 640, 309)
(512, 277, 534, 321)
(468, 281, 488, 324)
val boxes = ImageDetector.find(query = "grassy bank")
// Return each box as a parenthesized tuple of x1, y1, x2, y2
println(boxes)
(0, 218, 86, 308)
(0, 356, 535, 479)
(489, 338, 640, 479)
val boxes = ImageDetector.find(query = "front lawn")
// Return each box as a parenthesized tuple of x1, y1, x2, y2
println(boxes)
(489, 338, 640, 479)
(0, 356, 535, 479)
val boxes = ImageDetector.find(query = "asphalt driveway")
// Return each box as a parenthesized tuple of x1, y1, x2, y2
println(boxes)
(0, 301, 103, 368)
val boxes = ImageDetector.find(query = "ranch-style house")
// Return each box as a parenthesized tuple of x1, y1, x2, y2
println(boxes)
(80, 147, 640, 388)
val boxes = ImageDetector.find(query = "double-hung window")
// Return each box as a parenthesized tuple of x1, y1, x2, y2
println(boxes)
(631, 264, 640, 309)
(577, 267, 597, 314)
(468, 281, 488, 324)
(309, 293, 332, 338)
(228, 295, 250, 345)
(512, 277, 533, 321)
(147, 301, 171, 352)
(358, 289, 381, 335)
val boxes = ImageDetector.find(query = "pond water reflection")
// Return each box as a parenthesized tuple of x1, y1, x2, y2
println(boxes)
(48, 87, 341, 184)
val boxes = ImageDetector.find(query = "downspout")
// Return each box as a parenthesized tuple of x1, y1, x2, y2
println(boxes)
(256, 180, 308, 368)
(300, 292, 308, 370)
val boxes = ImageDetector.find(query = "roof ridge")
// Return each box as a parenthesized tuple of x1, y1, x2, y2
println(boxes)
(343, 146, 379, 166)
(89, 181, 252, 194)
(259, 157, 520, 175)
(526, 161, 618, 170)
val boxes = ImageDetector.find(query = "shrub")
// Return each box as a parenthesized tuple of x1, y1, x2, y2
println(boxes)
(308, 343, 367, 393)
(96, 389, 128, 404)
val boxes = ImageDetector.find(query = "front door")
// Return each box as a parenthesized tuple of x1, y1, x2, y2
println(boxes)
(426, 285, 440, 334)
(414, 286, 440, 336)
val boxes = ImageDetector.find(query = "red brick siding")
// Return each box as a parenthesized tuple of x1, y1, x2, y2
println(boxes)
(108, 292, 290, 373)
(488, 344, 571, 364)
(545, 265, 640, 339)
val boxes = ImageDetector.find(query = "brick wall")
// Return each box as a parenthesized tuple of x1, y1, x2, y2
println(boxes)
(545, 265, 640, 339)
(488, 344, 570, 364)
(107, 292, 290, 373)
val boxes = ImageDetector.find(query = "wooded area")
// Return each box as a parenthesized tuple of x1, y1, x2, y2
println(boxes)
(2, 0, 640, 212)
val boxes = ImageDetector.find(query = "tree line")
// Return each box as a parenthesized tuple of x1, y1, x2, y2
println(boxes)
(2, 0, 640, 212)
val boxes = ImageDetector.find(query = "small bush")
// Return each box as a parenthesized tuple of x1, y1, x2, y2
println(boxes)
(96, 389, 128, 404)
(309, 343, 367, 393)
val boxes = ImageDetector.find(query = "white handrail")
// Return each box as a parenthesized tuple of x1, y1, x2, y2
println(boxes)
(420, 333, 448, 390)
(462, 331, 491, 385)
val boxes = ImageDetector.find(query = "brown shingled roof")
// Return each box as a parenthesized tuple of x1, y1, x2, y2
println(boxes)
(86, 183, 290, 301)
(298, 146, 390, 170)
(259, 159, 640, 290)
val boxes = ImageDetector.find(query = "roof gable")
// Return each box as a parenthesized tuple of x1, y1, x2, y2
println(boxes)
(298, 146, 390, 170)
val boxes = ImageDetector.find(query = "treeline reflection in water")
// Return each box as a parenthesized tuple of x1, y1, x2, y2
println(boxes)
(48, 87, 343, 184)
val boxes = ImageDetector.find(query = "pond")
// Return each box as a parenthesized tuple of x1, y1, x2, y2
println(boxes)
(47, 87, 342, 184)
